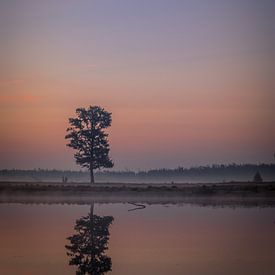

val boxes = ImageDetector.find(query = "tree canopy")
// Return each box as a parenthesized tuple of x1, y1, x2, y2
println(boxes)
(65, 106, 113, 183)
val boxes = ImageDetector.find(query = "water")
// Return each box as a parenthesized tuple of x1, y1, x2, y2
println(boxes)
(0, 202, 274, 275)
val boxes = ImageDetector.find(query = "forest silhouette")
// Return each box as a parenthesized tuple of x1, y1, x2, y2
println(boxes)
(1, 163, 274, 183)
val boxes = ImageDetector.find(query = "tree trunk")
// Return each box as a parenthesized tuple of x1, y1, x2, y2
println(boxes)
(90, 168, 94, 184)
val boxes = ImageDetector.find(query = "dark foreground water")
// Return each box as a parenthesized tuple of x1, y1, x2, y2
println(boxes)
(0, 202, 274, 275)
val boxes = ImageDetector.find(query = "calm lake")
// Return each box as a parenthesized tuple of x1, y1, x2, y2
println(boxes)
(0, 202, 274, 275)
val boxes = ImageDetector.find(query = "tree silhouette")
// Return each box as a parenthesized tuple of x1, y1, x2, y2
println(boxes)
(253, 171, 263, 183)
(66, 204, 114, 275)
(65, 106, 113, 183)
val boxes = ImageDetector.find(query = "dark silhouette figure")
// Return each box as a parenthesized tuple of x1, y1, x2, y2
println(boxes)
(66, 203, 114, 275)
(253, 171, 263, 183)
(65, 106, 114, 183)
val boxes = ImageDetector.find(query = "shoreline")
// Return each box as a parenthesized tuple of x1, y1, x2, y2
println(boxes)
(0, 181, 274, 207)
(1, 181, 274, 192)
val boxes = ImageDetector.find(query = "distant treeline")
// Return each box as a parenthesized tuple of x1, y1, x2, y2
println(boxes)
(0, 163, 275, 183)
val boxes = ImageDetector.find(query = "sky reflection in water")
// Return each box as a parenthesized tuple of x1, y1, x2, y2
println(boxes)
(0, 203, 274, 275)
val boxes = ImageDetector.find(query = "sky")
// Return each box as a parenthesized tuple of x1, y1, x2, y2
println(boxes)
(0, 0, 274, 170)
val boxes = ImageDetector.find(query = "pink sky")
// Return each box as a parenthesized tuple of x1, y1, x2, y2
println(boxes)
(0, 0, 274, 170)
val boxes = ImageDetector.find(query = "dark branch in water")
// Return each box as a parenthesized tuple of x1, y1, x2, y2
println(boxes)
(128, 202, 146, 211)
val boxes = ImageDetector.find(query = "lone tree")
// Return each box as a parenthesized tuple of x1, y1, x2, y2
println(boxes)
(253, 171, 263, 183)
(65, 106, 113, 183)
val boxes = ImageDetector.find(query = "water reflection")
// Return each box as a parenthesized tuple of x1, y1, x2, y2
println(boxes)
(65, 203, 114, 275)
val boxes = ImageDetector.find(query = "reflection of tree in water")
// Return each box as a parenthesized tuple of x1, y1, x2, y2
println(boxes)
(66, 204, 114, 275)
